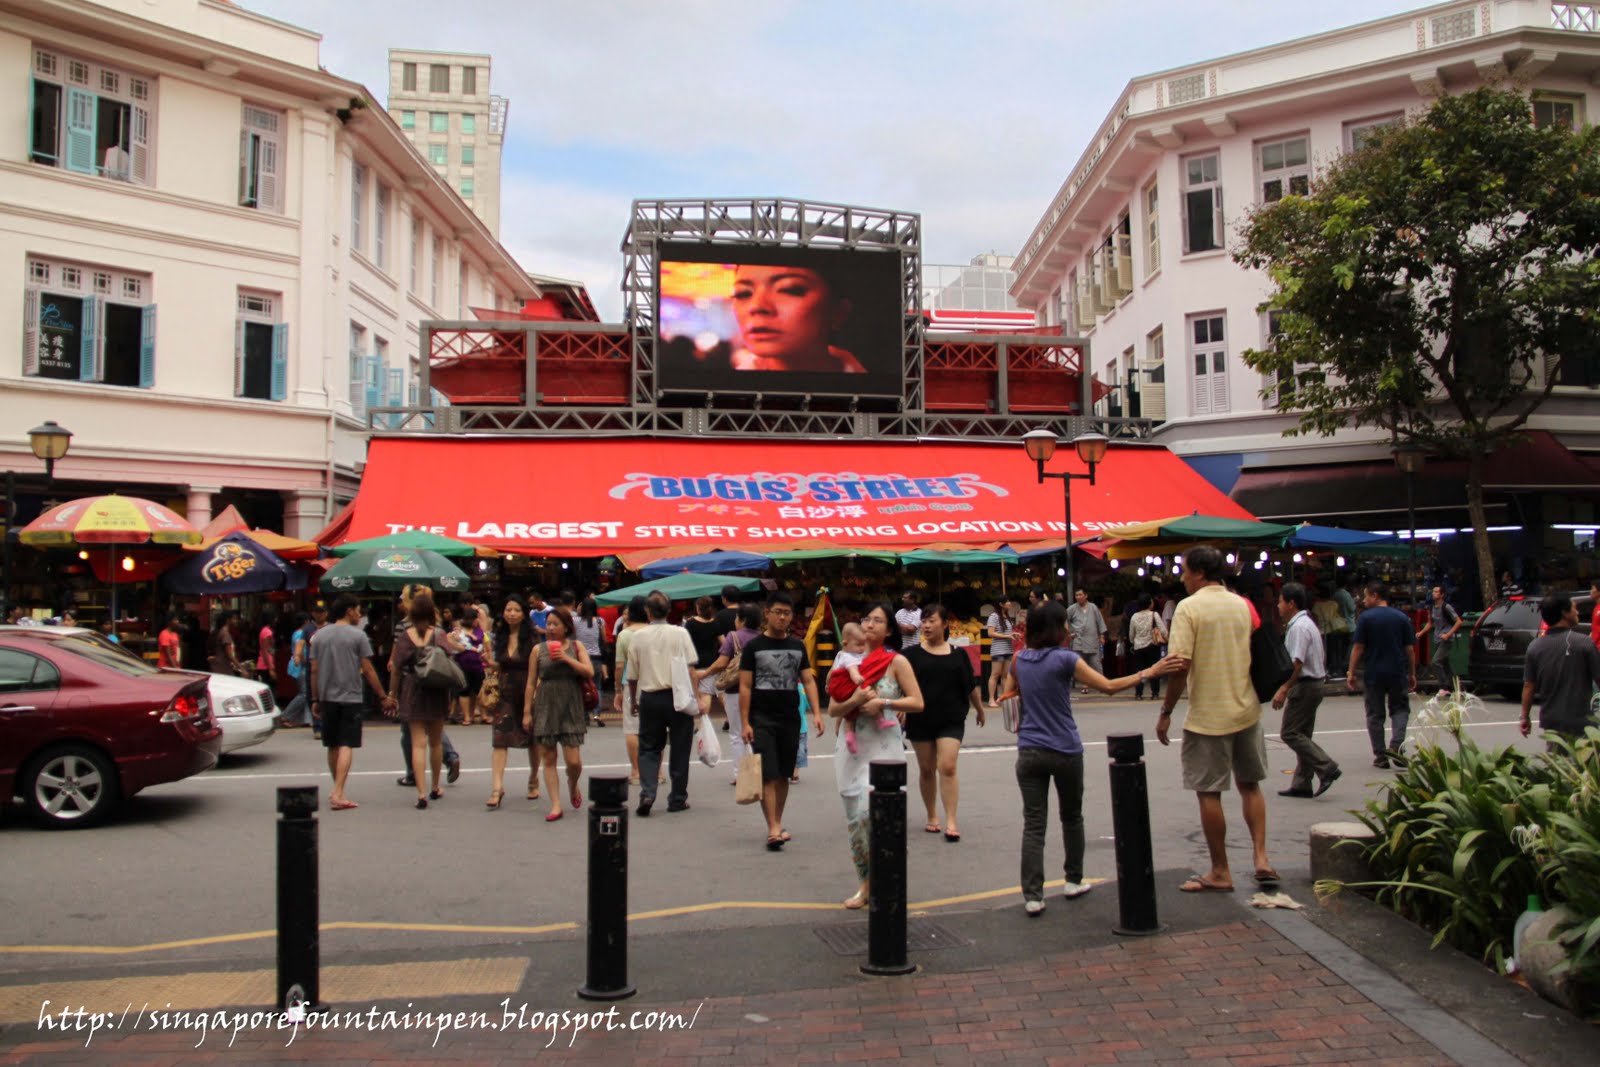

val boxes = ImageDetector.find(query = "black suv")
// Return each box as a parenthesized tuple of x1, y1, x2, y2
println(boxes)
(1467, 591, 1594, 699)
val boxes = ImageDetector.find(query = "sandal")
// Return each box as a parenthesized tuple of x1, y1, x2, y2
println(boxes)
(765, 835, 786, 851)
(485, 791, 504, 810)
(924, 821, 942, 834)
(1178, 874, 1234, 893)
(429, 789, 443, 801)
(1253, 868, 1282, 887)
(545, 810, 564, 822)
(570, 784, 583, 810)
(843, 890, 869, 910)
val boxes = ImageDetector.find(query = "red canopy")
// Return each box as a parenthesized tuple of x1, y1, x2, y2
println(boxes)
(335, 437, 1253, 557)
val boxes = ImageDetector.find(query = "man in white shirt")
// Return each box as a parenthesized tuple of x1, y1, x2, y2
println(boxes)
(1272, 582, 1340, 798)
(1066, 589, 1107, 675)
(895, 592, 922, 640)
(626, 591, 701, 816)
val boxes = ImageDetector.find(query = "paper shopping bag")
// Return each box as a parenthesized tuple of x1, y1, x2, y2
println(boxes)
(734, 753, 763, 805)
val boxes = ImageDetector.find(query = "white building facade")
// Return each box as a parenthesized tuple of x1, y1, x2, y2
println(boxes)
(1011, 0, 1600, 529)
(1, 0, 556, 539)
(385, 48, 505, 239)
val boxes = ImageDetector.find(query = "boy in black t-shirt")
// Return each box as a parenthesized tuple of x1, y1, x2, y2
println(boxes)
(739, 592, 821, 851)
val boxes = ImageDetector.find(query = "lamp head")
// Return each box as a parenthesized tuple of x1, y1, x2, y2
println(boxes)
(1022, 429, 1057, 464)
(1072, 431, 1109, 467)
(28, 420, 73, 462)
(1392, 443, 1426, 476)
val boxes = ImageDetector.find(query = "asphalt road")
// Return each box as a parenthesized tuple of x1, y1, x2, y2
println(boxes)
(0, 690, 1538, 973)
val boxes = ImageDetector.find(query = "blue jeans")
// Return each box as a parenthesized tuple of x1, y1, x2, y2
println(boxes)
(400, 728, 459, 778)
(281, 672, 311, 726)
(1363, 675, 1411, 756)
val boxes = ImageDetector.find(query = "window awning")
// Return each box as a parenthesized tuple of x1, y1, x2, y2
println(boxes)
(335, 437, 1256, 557)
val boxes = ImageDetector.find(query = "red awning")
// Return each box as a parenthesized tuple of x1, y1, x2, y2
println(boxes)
(335, 437, 1255, 557)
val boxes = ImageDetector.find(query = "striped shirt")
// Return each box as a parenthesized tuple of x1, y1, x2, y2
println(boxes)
(1167, 584, 1259, 736)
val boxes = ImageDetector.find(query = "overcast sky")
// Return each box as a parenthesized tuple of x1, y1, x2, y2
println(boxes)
(245, 0, 1417, 318)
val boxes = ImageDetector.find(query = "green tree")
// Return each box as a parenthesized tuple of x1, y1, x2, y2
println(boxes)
(1235, 87, 1600, 607)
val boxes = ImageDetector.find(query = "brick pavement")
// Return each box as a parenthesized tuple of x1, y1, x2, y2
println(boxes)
(0, 920, 1455, 1065)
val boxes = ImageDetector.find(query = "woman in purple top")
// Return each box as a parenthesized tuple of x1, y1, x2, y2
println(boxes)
(451, 606, 487, 725)
(699, 604, 763, 784)
(1010, 600, 1176, 916)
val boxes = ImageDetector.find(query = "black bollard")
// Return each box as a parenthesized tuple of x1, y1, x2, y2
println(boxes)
(861, 759, 916, 976)
(1107, 733, 1161, 936)
(276, 786, 320, 1012)
(578, 772, 636, 1001)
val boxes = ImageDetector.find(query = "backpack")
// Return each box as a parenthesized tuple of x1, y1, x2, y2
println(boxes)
(1248, 623, 1293, 703)
(718, 632, 749, 692)
(412, 629, 465, 691)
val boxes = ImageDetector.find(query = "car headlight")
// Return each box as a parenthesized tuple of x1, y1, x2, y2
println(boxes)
(220, 695, 262, 717)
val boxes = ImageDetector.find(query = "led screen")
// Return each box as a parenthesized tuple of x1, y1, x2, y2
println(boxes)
(656, 243, 903, 397)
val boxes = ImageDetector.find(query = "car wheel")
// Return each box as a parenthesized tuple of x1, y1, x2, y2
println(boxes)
(22, 745, 121, 829)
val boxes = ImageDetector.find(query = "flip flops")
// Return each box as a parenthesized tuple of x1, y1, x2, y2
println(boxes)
(329, 798, 359, 811)
(1179, 874, 1234, 893)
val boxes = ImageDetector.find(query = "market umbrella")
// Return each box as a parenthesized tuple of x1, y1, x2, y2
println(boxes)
(639, 550, 772, 579)
(329, 530, 499, 558)
(594, 571, 761, 607)
(19, 493, 201, 624)
(1287, 524, 1409, 557)
(163, 531, 308, 595)
(321, 548, 470, 593)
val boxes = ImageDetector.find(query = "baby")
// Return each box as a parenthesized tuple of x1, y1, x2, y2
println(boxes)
(830, 623, 898, 755)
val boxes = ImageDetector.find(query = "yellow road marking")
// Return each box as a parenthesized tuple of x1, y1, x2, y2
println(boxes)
(0, 957, 528, 1024)
(0, 880, 1081, 957)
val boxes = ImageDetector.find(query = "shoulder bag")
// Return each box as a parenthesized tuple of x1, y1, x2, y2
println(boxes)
(413, 629, 466, 691)
(717, 631, 749, 692)
(1248, 623, 1293, 704)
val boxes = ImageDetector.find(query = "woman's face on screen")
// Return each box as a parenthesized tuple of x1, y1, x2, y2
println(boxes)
(731, 265, 844, 364)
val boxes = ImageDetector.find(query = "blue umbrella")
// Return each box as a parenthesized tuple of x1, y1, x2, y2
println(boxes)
(162, 532, 307, 595)
(639, 550, 772, 579)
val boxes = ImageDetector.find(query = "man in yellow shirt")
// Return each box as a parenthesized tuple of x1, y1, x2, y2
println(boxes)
(1156, 545, 1278, 893)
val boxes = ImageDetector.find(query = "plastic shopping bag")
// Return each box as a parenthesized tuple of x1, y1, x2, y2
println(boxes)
(696, 713, 722, 768)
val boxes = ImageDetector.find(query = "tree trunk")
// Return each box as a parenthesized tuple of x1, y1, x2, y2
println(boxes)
(1465, 448, 1496, 608)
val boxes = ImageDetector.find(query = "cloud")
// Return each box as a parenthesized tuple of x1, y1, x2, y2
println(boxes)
(244, 0, 1415, 314)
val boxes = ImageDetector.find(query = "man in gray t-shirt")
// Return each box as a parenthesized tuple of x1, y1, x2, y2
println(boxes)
(1521, 592, 1600, 745)
(308, 595, 394, 810)
(1066, 589, 1106, 681)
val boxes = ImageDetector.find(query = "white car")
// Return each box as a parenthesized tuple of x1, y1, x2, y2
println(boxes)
(0, 625, 278, 755)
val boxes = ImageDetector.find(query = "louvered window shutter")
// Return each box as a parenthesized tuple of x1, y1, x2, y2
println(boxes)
(139, 304, 156, 388)
(79, 295, 101, 381)
(270, 323, 288, 400)
(365, 356, 381, 415)
(130, 104, 151, 184)
(258, 137, 279, 213)
(235, 320, 247, 396)
(23, 290, 40, 375)
(1211, 352, 1229, 412)
(65, 88, 96, 174)
(238, 129, 253, 205)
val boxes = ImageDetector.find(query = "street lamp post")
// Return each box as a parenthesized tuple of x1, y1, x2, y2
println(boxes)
(1392, 443, 1426, 614)
(1022, 429, 1108, 599)
(3, 421, 74, 617)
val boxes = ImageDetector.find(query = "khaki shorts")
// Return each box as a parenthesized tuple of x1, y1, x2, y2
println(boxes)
(1180, 720, 1268, 792)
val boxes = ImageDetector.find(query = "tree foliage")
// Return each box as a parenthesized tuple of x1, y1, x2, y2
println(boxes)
(1235, 87, 1600, 605)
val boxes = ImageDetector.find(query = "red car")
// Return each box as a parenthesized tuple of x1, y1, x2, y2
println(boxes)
(1, 628, 222, 829)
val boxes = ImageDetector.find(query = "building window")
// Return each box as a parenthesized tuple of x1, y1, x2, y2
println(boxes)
(1257, 135, 1310, 203)
(461, 113, 476, 135)
(1181, 152, 1222, 254)
(238, 104, 284, 212)
(1143, 327, 1167, 422)
(429, 143, 447, 166)
(1261, 309, 1300, 408)
(400, 110, 415, 130)
(23, 256, 155, 389)
(430, 64, 449, 92)
(1143, 181, 1160, 276)
(460, 177, 474, 199)
(1533, 93, 1584, 131)
(350, 162, 365, 251)
(235, 290, 287, 401)
(1187, 313, 1228, 414)
(461, 145, 475, 166)
(1552, 318, 1600, 387)
(401, 62, 417, 92)
(1345, 114, 1402, 152)
(30, 48, 154, 186)
(349, 323, 367, 416)
(463, 66, 478, 95)
(431, 235, 443, 307)
(430, 112, 447, 134)
(374, 183, 390, 269)
(409, 217, 420, 293)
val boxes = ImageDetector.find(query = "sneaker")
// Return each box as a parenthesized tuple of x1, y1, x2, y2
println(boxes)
(396, 776, 416, 787)
(636, 798, 653, 817)
(445, 755, 461, 784)
(1387, 750, 1409, 769)
(1372, 755, 1390, 769)
(1061, 882, 1092, 899)
(1024, 899, 1045, 916)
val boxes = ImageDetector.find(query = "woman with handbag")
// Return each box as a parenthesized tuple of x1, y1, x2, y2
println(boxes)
(1128, 595, 1168, 700)
(825, 603, 924, 910)
(485, 597, 537, 810)
(524, 607, 594, 822)
(389, 590, 453, 810)
(572, 597, 607, 727)
(700, 603, 762, 785)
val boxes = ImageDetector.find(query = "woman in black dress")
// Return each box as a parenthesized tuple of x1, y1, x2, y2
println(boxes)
(485, 596, 537, 810)
(901, 604, 986, 841)
(389, 590, 453, 809)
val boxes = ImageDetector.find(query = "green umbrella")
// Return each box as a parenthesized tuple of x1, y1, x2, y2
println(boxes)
(322, 548, 471, 593)
(330, 530, 488, 558)
(767, 548, 900, 563)
(593, 571, 761, 607)
(901, 548, 1021, 564)
(1158, 516, 1297, 543)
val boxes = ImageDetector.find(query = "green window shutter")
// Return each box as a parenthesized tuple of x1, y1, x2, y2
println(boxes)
(23, 290, 40, 375)
(139, 304, 156, 388)
(79, 295, 101, 381)
(269, 323, 288, 401)
(65, 88, 96, 174)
